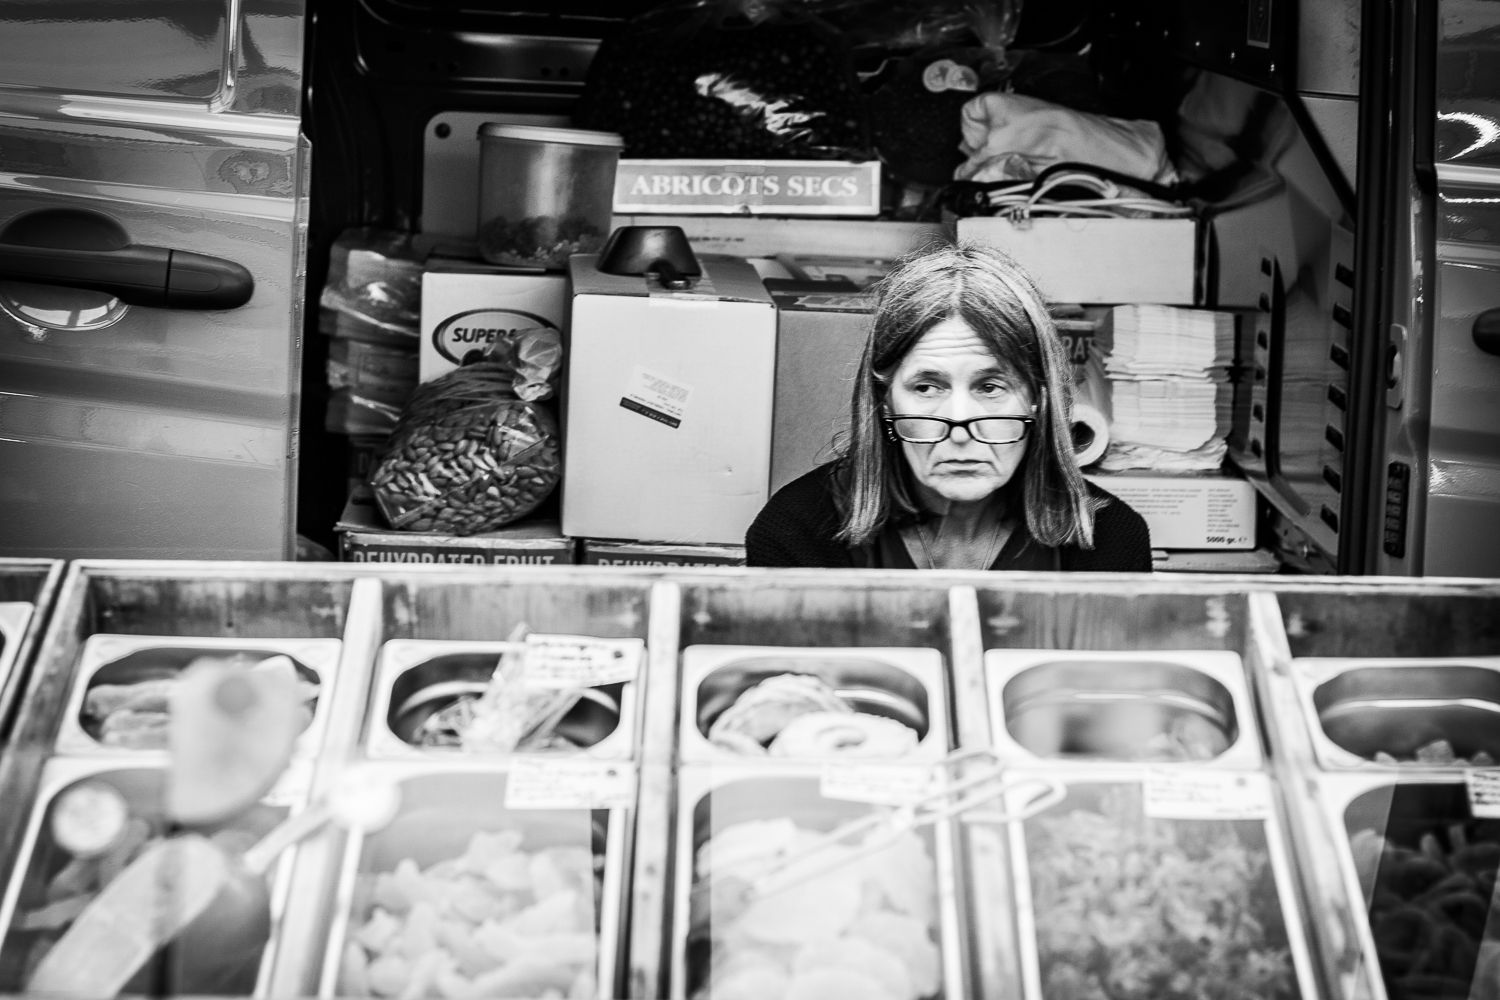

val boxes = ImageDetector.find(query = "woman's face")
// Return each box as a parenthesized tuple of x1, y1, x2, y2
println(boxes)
(886, 316, 1034, 508)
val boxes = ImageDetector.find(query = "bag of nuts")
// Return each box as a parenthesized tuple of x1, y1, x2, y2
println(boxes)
(368, 361, 561, 535)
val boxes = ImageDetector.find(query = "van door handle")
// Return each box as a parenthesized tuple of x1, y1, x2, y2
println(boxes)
(1476, 307, 1500, 357)
(0, 208, 253, 310)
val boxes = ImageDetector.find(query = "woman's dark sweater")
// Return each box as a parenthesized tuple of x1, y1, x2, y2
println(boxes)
(746, 463, 1153, 571)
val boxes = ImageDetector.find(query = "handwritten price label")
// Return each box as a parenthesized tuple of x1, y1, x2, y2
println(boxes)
(1143, 769, 1272, 821)
(504, 759, 636, 810)
(523, 634, 644, 688)
(1466, 769, 1500, 818)
(820, 763, 935, 805)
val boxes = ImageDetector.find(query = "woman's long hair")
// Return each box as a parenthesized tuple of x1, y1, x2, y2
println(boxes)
(834, 240, 1097, 548)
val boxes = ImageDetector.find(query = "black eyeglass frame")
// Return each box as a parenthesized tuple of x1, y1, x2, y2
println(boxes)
(882, 411, 1038, 445)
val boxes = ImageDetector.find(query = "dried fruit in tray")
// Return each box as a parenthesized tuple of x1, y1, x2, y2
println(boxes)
(1350, 816, 1500, 1000)
(338, 827, 604, 999)
(1370, 739, 1497, 767)
(706, 673, 920, 759)
(1023, 784, 1297, 1000)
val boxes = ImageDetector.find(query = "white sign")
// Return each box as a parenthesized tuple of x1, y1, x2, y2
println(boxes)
(523, 633, 644, 687)
(1143, 769, 1272, 821)
(1467, 769, 1500, 818)
(504, 759, 636, 810)
(820, 763, 935, 806)
(620, 366, 692, 429)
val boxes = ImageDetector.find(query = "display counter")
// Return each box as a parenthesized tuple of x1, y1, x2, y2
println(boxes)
(0, 562, 1497, 1000)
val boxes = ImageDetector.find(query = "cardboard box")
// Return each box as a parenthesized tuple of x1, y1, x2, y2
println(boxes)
(956, 217, 1201, 305)
(616, 216, 953, 260)
(563, 254, 777, 545)
(613, 160, 881, 216)
(765, 280, 874, 495)
(419, 260, 568, 383)
(1085, 472, 1257, 550)
(580, 539, 745, 567)
(336, 490, 575, 565)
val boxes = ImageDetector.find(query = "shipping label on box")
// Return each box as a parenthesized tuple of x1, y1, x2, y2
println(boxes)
(767, 281, 874, 495)
(563, 254, 777, 546)
(1086, 473, 1257, 550)
(336, 490, 576, 565)
(613, 160, 881, 216)
(581, 539, 746, 567)
(957, 217, 1201, 305)
(419, 263, 568, 383)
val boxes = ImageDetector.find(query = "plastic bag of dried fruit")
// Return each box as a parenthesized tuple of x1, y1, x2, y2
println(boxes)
(574, 0, 870, 160)
(368, 359, 561, 535)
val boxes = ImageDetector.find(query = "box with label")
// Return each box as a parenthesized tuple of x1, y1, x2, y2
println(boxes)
(956, 217, 1201, 305)
(1085, 472, 1257, 550)
(336, 489, 575, 565)
(613, 160, 881, 216)
(419, 259, 568, 383)
(563, 254, 777, 545)
(580, 539, 746, 567)
(765, 279, 875, 495)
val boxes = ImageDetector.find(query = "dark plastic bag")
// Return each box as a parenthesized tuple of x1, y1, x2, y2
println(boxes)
(575, 0, 870, 160)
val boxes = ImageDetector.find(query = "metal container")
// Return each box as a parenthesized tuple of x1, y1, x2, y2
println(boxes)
(669, 766, 968, 1000)
(365, 639, 639, 760)
(0, 757, 304, 997)
(0, 602, 35, 715)
(1311, 771, 1500, 1000)
(983, 649, 1262, 769)
(55, 634, 343, 758)
(1002, 768, 1319, 1000)
(313, 763, 631, 999)
(1289, 656, 1500, 769)
(678, 645, 949, 763)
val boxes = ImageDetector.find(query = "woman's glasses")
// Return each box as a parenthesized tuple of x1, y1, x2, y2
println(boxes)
(883, 413, 1036, 445)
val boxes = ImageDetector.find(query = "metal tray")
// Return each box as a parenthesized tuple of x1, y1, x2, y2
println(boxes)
(55, 635, 343, 758)
(313, 762, 631, 1000)
(678, 645, 949, 764)
(669, 765, 968, 1000)
(1313, 772, 1500, 1000)
(0, 602, 35, 716)
(1002, 768, 1318, 1000)
(365, 640, 639, 760)
(0, 757, 308, 997)
(983, 649, 1262, 769)
(1289, 656, 1500, 770)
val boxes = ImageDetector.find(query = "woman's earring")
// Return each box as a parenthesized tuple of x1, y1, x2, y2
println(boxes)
(882, 420, 899, 444)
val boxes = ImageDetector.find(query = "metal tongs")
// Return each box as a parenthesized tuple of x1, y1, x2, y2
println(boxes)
(688, 749, 1064, 935)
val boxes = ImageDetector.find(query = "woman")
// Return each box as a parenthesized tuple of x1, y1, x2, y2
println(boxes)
(746, 241, 1151, 571)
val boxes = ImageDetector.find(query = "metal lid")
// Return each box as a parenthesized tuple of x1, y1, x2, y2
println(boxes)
(477, 123, 624, 148)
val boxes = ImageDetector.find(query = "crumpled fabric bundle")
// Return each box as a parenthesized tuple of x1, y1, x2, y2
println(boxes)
(955, 91, 1180, 185)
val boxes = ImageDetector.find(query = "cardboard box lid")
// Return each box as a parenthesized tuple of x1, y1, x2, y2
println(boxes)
(568, 253, 774, 305)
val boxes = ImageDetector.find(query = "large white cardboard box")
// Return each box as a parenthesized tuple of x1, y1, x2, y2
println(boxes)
(563, 254, 777, 545)
(1085, 471, 1257, 550)
(956, 216, 1201, 305)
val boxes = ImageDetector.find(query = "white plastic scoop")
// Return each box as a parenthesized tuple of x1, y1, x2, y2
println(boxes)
(27, 770, 400, 998)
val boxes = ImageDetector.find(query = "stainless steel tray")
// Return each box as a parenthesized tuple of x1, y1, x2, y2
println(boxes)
(1311, 771, 1500, 1000)
(669, 764, 967, 1000)
(1001, 766, 1318, 1000)
(678, 645, 949, 764)
(364, 639, 639, 761)
(0, 602, 35, 716)
(0, 756, 308, 997)
(55, 634, 343, 758)
(1288, 656, 1500, 770)
(311, 761, 632, 1000)
(983, 649, 1263, 769)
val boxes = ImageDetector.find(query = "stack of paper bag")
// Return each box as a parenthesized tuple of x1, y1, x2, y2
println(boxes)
(1091, 305, 1235, 472)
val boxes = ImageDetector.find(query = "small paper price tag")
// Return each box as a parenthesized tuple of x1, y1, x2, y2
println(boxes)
(1143, 769, 1272, 821)
(504, 759, 636, 810)
(820, 763, 935, 806)
(1466, 769, 1500, 818)
(523, 634, 644, 688)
